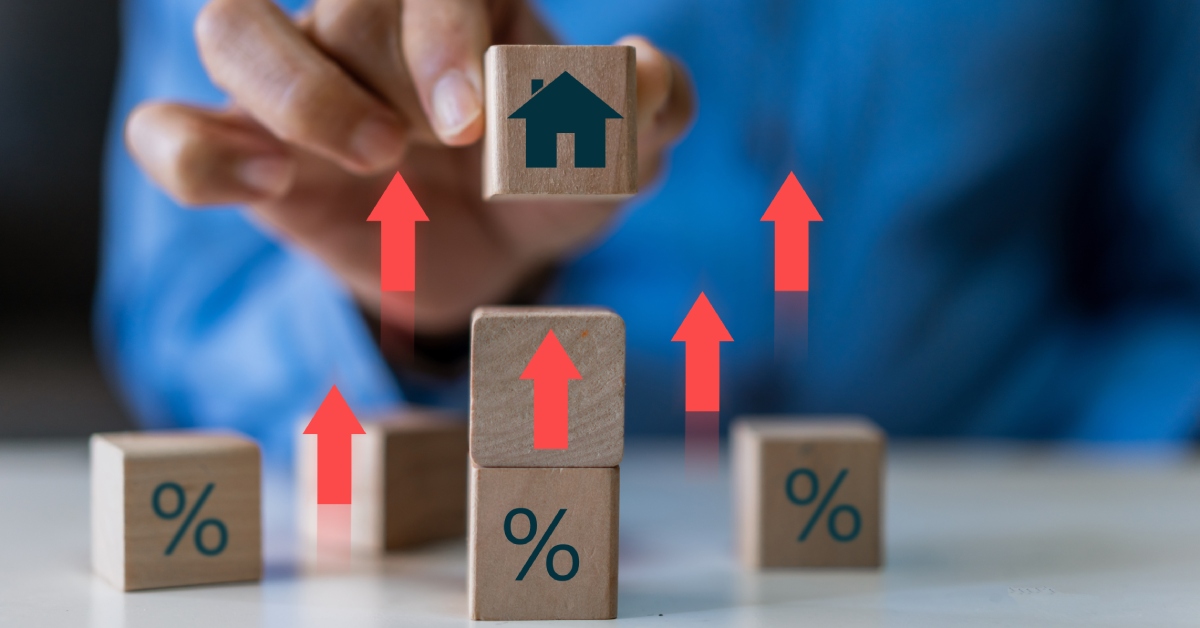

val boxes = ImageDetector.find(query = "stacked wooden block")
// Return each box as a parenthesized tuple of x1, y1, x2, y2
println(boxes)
(468, 307, 625, 621)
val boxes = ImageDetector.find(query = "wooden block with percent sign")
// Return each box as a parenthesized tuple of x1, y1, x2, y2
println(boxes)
(470, 307, 625, 468)
(297, 409, 469, 551)
(468, 465, 619, 620)
(732, 417, 885, 569)
(90, 431, 262, 591)
(483, 45, 637, 199)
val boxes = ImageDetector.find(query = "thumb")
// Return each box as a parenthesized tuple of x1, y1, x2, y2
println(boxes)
(402, 0, 489, 146)
(618, 35, 695, 151)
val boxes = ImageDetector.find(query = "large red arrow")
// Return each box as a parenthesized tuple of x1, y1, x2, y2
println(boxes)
(672, 292, 733, 412)
(761, 172, 822, 292)
(367, 172, 429, 292)
(302, 385, 366, 505)
(520, 330, 582, 450)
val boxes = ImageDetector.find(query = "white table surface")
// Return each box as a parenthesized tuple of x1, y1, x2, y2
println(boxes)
(2, 439, 1199, 627)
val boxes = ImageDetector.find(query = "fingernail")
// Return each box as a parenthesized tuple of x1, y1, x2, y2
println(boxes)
(236, 155, 293, 196)
(432, 69, 481, 139)
(350, 116, 405, 169)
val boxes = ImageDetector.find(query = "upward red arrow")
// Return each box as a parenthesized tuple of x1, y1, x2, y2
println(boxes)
(367, 172, 429, 292)
(302, 385, 366, 505)
(761, 172, 822, 292)
(672, 292, 733, 412)
(520, 330, 582, 450)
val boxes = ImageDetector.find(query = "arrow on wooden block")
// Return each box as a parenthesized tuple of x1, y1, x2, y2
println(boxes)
(521, 330, 582, 450)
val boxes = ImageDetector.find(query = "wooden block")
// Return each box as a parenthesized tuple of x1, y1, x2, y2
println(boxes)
(468, 465, 619, 620)
(732, 417, 885, 569)
(483, 45, 637, 199)
(470, 307, 624, 468)
(90, 431, 262, 591)
(298, 409, 469, 552)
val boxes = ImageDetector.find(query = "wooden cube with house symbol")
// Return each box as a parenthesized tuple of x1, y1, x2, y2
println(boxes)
(482, 45, 637, 199)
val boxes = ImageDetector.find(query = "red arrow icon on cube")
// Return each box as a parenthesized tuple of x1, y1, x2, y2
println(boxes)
(761, 172, 822, 292)
(521, 330, 582, 450)
(672, 292, 733, 412)
(303, 385, 365, 505)
(367, 172, 429, 292)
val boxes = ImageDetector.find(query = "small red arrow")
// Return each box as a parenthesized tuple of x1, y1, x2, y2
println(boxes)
(367, 172, 429, 292)
(672, 292, 733, 412)
(302, 385, 366, 505)
(520, 330, 582, 450)
(761, 172, 822, 292)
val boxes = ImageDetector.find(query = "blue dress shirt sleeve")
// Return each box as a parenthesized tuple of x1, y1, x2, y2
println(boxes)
(96, 0, 402, 463)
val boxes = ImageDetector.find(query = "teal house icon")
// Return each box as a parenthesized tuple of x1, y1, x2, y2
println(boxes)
(508, 71, 623, 169)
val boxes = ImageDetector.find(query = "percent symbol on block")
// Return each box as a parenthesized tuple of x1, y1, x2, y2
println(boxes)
(786, 468, 861, 543)
(152, 481, 228, 557)
(504, 507, 579, 582)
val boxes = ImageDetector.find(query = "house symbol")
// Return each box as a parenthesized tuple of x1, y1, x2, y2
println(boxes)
(508, 71, 623, 169)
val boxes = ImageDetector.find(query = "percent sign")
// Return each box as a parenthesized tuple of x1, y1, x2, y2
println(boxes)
(152, 481, 228, 556)
(786, 468, 861, 543)
(504, 508, 579, 582)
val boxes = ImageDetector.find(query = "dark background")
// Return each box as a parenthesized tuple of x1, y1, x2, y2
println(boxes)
(0, 0, 132, 436)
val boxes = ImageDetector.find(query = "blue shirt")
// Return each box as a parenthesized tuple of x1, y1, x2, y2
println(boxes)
(99, 0, 1200, 460)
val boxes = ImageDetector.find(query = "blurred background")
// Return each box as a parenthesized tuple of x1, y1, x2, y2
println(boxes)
(4, 1, 1199, 445)
(0, 0, 131, 436)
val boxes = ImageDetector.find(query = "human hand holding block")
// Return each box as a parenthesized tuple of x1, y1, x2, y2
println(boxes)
(90, 432, 262, 590)
(124, 0, 695, 339)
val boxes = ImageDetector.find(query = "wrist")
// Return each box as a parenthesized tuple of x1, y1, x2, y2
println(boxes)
(372, 261, 558, 370)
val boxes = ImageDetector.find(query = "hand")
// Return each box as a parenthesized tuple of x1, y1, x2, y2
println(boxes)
(124, 0, 694, 344)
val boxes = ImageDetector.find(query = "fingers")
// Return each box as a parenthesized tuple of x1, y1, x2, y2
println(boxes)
(195, 0, 406, 174)
(125, 102, 296, 207)
(306, 0, 435, 144)
(401, 0, 490, 145)
(619, 35, 696, 151)
(191, 0, 687, 185)
(624, 36, 671, 137)
(614, 35, 695, 184)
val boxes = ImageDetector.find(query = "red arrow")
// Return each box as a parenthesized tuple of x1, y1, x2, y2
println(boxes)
(672, 292, 733, 412)
(367, 172, 429, 292)
(520, 330, 582, 450)
(761, 172, 823, 292)
(302, 385, 366, 505)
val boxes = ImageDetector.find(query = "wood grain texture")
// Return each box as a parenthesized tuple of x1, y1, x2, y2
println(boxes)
(468, 465, 619, 620)
(90, 431, 262, 591)
(470, 307, 624, 467)
(483, 45, 637, 199)
(297, 410, 469, 552)
(732, 417, 885, 569)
